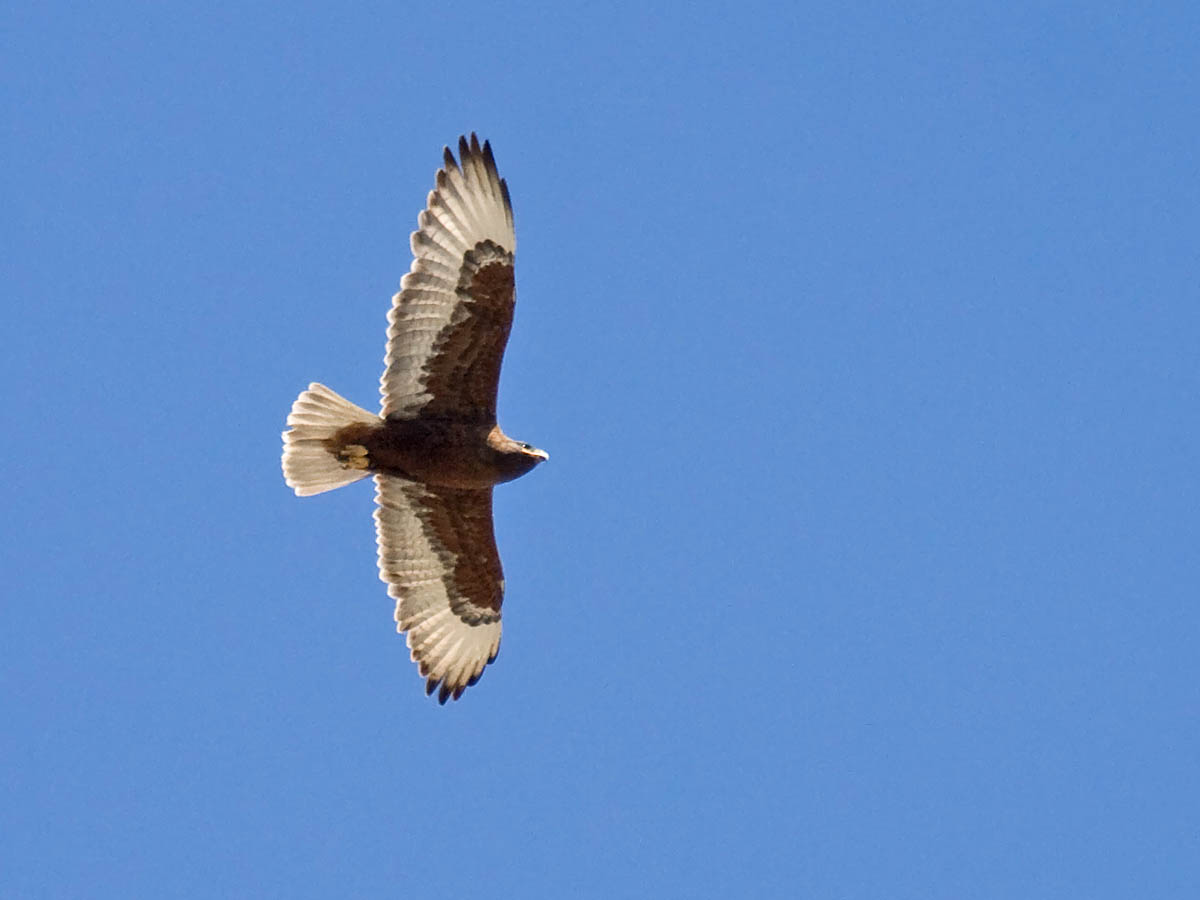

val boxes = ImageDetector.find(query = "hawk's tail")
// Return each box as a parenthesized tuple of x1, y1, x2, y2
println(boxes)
(281, 383, 379, 497)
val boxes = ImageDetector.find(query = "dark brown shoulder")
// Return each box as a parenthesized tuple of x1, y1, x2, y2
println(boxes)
(419, 243, 515, 423)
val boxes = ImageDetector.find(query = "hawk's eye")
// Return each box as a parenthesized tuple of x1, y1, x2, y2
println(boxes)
(520, 443, 532, 451)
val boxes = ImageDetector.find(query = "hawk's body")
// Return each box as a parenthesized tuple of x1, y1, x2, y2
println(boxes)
(329, 419, 541, 490)
(281, 135, 546, 703)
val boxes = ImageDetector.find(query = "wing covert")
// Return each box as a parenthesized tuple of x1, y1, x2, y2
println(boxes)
(381, 134, 516, 422)
(373, 474, 504, 703)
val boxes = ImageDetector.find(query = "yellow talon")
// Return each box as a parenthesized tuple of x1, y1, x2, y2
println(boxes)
(338, 444, 370, 469)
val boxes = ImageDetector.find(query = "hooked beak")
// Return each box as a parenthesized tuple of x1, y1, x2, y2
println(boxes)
(528, 447, 549, 462)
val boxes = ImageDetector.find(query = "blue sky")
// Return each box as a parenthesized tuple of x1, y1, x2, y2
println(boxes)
(3, 2, 1198, 897)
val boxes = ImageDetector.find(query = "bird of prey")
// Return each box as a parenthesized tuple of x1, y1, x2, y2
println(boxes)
(281, 135, 547, 703)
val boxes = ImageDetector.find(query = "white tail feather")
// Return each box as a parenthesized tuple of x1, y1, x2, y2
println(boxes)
(282, 383, 379, 496)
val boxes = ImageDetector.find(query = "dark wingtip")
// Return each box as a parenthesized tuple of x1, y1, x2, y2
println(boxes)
(457, 135, 471, 162)
(466, 665, 489, 688)
(498, 177, 512, 215)
(481, 138, 498, 176)
(443, 145, 457, 171)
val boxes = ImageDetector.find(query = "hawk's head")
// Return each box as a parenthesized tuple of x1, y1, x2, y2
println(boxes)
(488, 427, 548, 483)
(516, 441, 549, 463)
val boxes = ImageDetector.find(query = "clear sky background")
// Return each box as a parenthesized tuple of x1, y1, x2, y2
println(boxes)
(3, 2, 1198, 897)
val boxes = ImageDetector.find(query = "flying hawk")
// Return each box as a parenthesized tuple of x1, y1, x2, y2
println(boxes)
(281, 135, 547, 703)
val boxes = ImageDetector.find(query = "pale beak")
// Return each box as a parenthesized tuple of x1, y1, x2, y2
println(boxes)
(529, 447, 549, 461)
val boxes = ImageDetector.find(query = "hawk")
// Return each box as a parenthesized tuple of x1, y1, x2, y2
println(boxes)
(281, 135, 547, 703)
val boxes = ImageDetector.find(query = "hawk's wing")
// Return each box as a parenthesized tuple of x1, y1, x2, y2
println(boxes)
(374, 474, 504, 703)
(381, 134, 516, 422)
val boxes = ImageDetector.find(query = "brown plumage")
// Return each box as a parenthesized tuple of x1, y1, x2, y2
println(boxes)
(281, 135, 547, 703)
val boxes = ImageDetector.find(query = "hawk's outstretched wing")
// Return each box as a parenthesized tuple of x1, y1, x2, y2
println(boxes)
(374, 474, 504, 703)
(381, 134, 516, 423)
